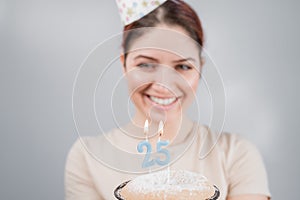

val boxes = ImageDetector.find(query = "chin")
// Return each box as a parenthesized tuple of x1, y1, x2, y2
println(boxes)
(132, 94, 184, 123)
(146, 108, 182, 124)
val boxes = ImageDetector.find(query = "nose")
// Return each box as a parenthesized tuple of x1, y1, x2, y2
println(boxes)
(151, 82, 172, 95)
(151, 65, 178, 95)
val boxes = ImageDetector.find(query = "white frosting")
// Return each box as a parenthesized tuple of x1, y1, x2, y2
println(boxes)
(126, 170, 211, 194)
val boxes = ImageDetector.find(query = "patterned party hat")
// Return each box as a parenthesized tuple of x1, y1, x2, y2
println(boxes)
(116, 0, 168, 25)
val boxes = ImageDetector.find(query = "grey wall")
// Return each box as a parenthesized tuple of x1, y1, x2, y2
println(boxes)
(1, 0, 299, 199)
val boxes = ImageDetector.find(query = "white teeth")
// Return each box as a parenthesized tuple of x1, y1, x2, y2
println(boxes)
(149, 96, 176, 105)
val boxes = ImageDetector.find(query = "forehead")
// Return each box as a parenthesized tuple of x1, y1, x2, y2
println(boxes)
(128, 48, 191, 61)
(127, 26, 201, 61)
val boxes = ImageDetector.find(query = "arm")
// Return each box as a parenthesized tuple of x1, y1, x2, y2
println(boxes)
(227, 194, 269, 200)
(65, 139, 104, 200)
(226, 135, 271, 199)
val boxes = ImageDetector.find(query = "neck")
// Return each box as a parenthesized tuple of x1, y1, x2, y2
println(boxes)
(130, 112, 194, 143)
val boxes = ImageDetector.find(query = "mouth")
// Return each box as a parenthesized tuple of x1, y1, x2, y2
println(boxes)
(145, 94, 180, 110)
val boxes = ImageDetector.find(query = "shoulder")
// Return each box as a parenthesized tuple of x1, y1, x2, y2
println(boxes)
(196, 123, 259, 157)
(64, 136, 110, 199)
(65, 137, 94, 169)
(219, 130, 264, 170)
(216, 131, 267, 172)
(195, 123, 266, 172)
(218, 131, 261, 158)
(66, 128, 120, 163)
(198, 124, 260, 158)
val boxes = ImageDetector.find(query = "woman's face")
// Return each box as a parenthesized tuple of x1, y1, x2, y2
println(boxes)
(122, 25, 202, 123)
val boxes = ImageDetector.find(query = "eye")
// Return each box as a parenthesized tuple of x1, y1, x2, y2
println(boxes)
(175, 64, 193, 71)
(137, 63, 156, 68)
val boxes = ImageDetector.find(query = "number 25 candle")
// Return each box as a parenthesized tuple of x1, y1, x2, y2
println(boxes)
(137, 120, 170, 168)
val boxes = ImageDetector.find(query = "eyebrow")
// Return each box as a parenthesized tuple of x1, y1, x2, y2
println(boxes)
(173, 58, 196, 64)
(134, 55, 196, 63)
(134, 55, 159, 62)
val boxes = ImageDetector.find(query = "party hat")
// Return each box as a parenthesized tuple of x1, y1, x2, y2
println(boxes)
(116, 0, 168, 25)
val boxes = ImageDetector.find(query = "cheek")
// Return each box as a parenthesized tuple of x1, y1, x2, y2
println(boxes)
(189, 76, 199, 93)
(125, 70, 152, 98)
(126, 73, 144, 92)
(181, 72, 199, 94)
(178, 74, 199, 110)
(125, 59, 152, 91)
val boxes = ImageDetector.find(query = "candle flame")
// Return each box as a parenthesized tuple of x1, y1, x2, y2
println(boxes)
(158, 120, 164, 137)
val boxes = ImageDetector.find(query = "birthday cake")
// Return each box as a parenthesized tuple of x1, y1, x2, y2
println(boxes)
(114, 170, 219, 200)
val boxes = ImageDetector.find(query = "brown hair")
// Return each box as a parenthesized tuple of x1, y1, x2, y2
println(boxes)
(122, 0, 204, 65)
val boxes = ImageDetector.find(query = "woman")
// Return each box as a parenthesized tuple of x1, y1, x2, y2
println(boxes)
(65, 1, 271, 199)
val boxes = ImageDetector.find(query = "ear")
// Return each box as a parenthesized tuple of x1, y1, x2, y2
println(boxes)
(120, 53, 126, 74)
(200, 56, 205, 69)
(199, 57, 205, 79)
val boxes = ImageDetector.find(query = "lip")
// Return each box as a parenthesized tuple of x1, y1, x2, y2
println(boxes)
(147, 94, 177, 99)
(144, 94, 180, 111)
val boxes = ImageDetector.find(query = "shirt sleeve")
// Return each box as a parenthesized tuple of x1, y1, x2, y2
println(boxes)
(226, 135, 271, 198)
(64, 138, 104, 200)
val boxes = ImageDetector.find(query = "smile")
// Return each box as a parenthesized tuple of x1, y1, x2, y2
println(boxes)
(147, 95, 177, 106)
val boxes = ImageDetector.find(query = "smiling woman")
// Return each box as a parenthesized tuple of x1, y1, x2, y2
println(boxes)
(121, 24, 203, 129)
(65, 1, 271, 200)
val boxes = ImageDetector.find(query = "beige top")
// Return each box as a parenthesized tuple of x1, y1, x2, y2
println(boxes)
(65, 122, 271, 200)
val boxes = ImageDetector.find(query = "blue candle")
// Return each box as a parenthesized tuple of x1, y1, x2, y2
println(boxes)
(155, 139, 170, 166)
(155, 121, 170, 166)
(137, 120, 171, 168)
(137, 140, 155, 168)
(137, 119, 155, 168)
